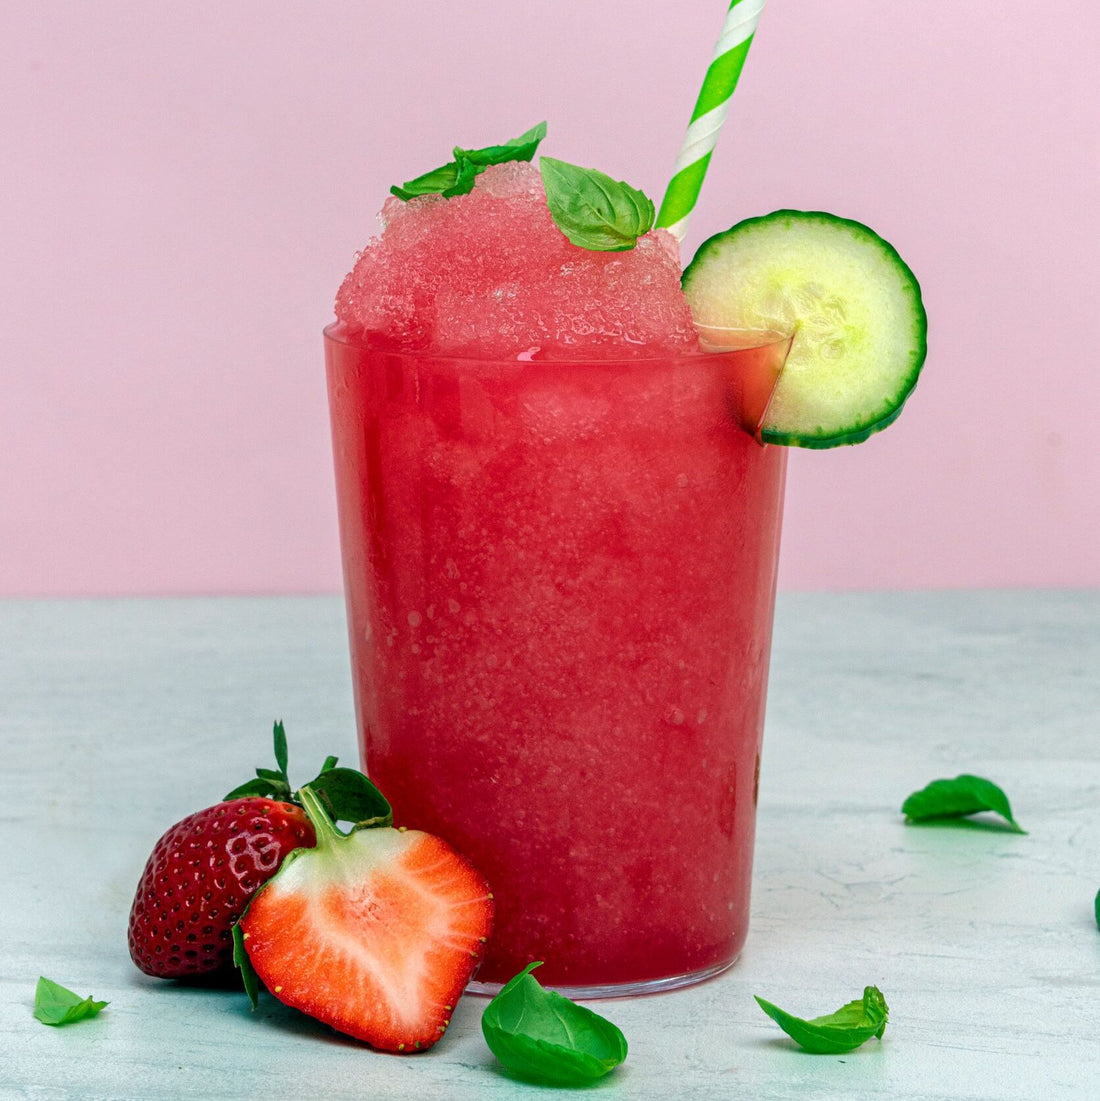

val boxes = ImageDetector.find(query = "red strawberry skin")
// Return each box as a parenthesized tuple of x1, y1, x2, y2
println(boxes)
(128, 797, 316, 979)
(239, 826, 493, 1051)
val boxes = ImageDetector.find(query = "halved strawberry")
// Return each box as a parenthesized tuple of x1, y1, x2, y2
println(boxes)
(238, 786, 494, 1052)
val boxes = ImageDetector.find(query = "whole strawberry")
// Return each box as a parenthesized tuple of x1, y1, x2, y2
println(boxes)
(127, 720, 382, 982)
(128, 796, 315, 979)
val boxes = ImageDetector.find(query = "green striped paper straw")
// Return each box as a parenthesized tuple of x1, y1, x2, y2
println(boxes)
(656, 0, 766, 242)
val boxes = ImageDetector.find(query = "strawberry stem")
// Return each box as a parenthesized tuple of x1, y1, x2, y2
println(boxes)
(296, 785, 346, 849)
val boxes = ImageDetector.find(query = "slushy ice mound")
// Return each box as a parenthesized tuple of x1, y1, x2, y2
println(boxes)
(335, 162, 697, 357)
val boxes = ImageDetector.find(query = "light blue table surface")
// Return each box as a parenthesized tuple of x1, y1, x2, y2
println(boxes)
(1, 591, 1098, 1099)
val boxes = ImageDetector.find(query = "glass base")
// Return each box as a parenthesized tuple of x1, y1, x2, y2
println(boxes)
(466, 953, 739, 1000)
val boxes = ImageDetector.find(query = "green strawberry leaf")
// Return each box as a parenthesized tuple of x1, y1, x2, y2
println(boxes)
(305, 766, 392, 829)
(33, 977, 108, 1026)
(222, 776, 288, 801)
(539, 157, 654, 252)
(902, 774, 1026, 833)
(392, 123, 547, 201)
(272, 720, 289, 776)
(1094, 888, 1099, 930)
(232, 924, 261, 1009)
(224, 720, 293, 802)
(755, 986, 889, 1054)
(481, 962, 627, 1085)
(222, 722, 390, 827)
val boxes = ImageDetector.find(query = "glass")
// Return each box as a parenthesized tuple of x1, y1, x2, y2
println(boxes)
(324, 325, 789, 997)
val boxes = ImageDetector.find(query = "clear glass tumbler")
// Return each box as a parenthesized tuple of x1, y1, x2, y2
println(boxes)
(325, 326, 788, 996)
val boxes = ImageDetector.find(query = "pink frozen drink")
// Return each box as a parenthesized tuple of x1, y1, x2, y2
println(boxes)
(325, 159, 787, 993)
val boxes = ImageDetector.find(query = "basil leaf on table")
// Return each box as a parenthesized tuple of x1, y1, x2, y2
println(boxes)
(901, 774, 1026, 833)
(33, 977, 108, 1026)
(481, 962, 627, 1085)
(754, 986, 888, 1054)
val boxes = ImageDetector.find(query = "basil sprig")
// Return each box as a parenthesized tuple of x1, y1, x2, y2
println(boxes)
(901, 774, 1026, 833)
(755, 986, 889, 1054)
(33, 977, 108, 1027)
(391, 122, 547, 201)
(481, 962, 627, 1085)
(540, 157, 655, 251)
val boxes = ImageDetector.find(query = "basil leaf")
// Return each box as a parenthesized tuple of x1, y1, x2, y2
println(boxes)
(391, 157, 481, 201)
(902, 774, 1026, 833)
(232, 924, 260, 1009)
(440, 158, 481, 197)
(304, 766, 392, 828)
(33, 977, 108, 1026)
(455, 121, 547, 167)
(754, 986, 889, 1054)
(481, 962, 627, 1085)
(392, 123, 547, 201)
(539, 157, 654, 252)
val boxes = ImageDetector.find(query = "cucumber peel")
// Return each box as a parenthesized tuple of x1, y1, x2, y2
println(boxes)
(682, 210, 927, 448)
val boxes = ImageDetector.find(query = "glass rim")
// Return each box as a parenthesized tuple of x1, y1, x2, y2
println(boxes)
(323, 322, 791, 368)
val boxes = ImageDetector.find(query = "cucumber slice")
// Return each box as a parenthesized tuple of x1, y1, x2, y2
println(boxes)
(682, 210, 927, 448)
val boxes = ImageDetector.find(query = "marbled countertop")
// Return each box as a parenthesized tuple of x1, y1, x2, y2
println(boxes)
(2, 591, 1097, 1099)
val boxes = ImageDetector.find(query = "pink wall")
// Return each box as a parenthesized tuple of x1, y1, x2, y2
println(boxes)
(2, 2, 1097, 596)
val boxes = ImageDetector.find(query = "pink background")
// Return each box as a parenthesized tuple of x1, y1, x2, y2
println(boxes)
(3, 2, 1097, 597)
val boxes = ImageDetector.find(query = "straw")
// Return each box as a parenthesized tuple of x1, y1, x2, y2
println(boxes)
(656, 0, 767, 242)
